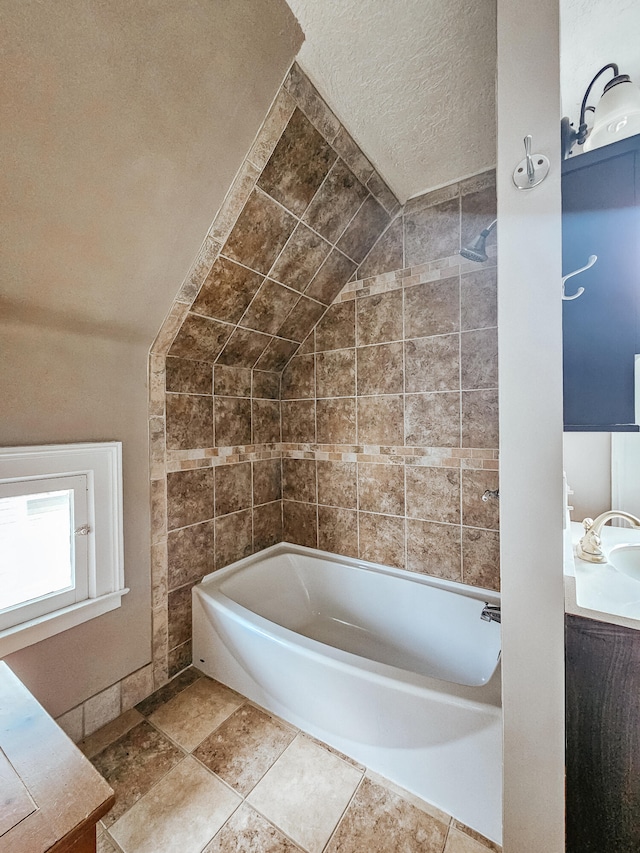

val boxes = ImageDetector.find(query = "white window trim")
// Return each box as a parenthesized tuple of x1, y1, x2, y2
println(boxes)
(0, 442, 128, 656)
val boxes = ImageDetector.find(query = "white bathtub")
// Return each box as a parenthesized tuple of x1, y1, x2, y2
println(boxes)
(192, 543, 502, 844)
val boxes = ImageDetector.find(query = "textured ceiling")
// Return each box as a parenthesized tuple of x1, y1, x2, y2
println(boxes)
(286, 0, 496, 203)
(561, 0, 640, 123)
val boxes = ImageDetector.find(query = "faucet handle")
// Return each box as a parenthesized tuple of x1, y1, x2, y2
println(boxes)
(582, 517, 594, 531)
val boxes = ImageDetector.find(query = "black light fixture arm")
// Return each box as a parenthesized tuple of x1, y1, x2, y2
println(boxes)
(561, 63, 619, 158)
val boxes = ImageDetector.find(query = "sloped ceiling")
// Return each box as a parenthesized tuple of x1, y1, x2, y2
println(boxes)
(285, 0, 497, 203)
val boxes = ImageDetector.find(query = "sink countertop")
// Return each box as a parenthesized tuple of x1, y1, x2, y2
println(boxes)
(564, 521, 640, 629)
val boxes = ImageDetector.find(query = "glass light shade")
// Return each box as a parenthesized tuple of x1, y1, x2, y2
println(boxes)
(584, 78, 640, 151)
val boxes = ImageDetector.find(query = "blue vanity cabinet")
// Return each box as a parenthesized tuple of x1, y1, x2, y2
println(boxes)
(562, 133, 640, 431)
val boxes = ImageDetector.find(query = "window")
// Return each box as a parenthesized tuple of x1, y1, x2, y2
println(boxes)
(0, 443, 127, 655)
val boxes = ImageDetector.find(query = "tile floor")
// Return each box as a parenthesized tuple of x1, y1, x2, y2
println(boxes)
(83, 668, 500, 853)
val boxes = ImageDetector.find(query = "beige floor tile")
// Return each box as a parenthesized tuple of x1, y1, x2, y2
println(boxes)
(247, 734, 362, 853)
(204, 803, 303, 852)
(365, 769, 451, 825)
(445, 826, 499, 853)
(79, 709, 144, 759)
(451, 821, 501, 852)
(148, 677, 243, 750)
(110, 756, 241, 853)
(97, 826, 119, 853)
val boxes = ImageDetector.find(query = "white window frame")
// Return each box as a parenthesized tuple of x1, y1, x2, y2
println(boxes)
(0, 442, 128, 656)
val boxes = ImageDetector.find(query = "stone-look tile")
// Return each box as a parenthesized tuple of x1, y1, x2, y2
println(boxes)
(168, 521, 215, 590)
(214, 365, 252, 397)
(460, 170, 496, 196)
(281, 400, 316, 443)
(404, 279, 460, 339)
(135, 668, 202, 717)
(255, 338, 300, 373)
(357, 342, 403, 395)
(315, 301, 355, 352)
(404, 182, 460, 215)
(241, 279, 301, 336)
(297, 331, 315, 355)
(56, 705, 83, 743)
(253, 370, 280, 399)
(356, 290, 403, 346)
(121, 667, 155, 713)
(317, 461, 357, 509)
(252, 399, 281, 444)
(282, 458, 317, 503)
(152, 301, 190, 356)
(84, 682, 121, 736)
(316, 349, 355, 398)
(166, 394, 213, 450)
(91, 720, 184, 827)
(177, 233, 222, 303)
(445, 826, 498, 853)
(283, 500, 318, 548)
(151, 541, 167, 610)
(461, 185, 497, 255)
(224, 189, 297, 275)
(191, 256, 263, 325)
(194, 704, 296, 796)
(149, 677, 243, 752)
(277, 296, 325, 342)
(461, 390, 499, 447)
(168, 583, 194, 649)
(167, 468, 214, 530)
(318, 506, 358, 558)
(215, 510, 253, 569)
(357, 396, 404, 445)
(461, 329, 498, 390)
(357, 218, 404, 279)
(110, 756, 241, 853)
(247, 735, 362, 853)
(216, 327, 272, 369)
(281, 355, 315, 399)
(204, 803, 301, 853)
(451, 821, 502, 853)
(253, 501, 283, 552)
(150, 477, 167, 543)
(462, 528, 500, 591)
(258, 108, 337, 217)
(461, 267, 497, 332)
(152, 604, 169, 687)
(149, 417, 165, 475)
(168, 642, 192, 679)
(304, 159, 369, 243)
(166, 357, 212, 395)
(248, 87, 297, 171)
(270, 223, 332, 292)
(215, 397, 251, 446)
(337, 195, 390, 264)
(215, 463, 252, 516)
(358, 463, 405, 516)
(406, 519, 462, 581)
(209, 160, 261, 245)
(366, 171, 400, 216)
(358, 513, 405, 569)
(404, 197, 460, 266)
(97, 825, 118, 853)
(305, 250, 358, 305)
(80, 709, 144, 759)
(405, 335, 460, 393)
(285, 63, 341, 142)
(317, 398, 357, 444)
(169, 313, 233, 362)
(252, 455, 282, 505)
(326, 776, 448, 853)
(149, 354, 166, 416)
(405, 393, 461, 447)
(462, 470, 500, 531)
(331, 126, 374, 184)
(406, 467, 461, 524)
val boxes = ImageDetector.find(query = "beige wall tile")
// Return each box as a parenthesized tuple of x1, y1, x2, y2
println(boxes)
(357, 396, 404, 445)
(121, 666, 155, 713)
(283, 500, 318, 548)
(318, 506, 358, 557)
(56, 705, 83, 743)
(358, 463, 405, 516)
(317, 461, 357, 509)
(358, 512, 405, 568)
(406, 519, 462, 581)
(215, 509, 253, 569)
(356, 290, 403, 345)
(462, 527, 500, 591)
(357, 342, 403, 396)
(84, 682, 121, 737)
(406, 466, 461, 524)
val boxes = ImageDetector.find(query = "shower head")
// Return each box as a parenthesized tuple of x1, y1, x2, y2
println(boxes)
(460, 219, 497, 263)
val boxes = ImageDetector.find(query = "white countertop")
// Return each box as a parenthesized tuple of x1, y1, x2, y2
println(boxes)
(564, 521, 640, 629)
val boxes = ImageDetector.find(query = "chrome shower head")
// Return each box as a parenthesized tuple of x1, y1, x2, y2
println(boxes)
(460, 219, 497, 263)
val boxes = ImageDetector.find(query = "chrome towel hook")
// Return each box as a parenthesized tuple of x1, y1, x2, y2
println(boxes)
(562, 255, 597, 301)
(513, 135, 550, 189)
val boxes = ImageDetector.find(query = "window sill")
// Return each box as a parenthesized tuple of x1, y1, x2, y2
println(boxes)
(0, 589, 129, 657)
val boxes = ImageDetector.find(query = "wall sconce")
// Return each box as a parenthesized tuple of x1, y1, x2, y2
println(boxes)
(561, 63, 640, 159)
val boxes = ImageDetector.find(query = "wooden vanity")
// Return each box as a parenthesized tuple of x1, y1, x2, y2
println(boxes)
(0, 662, 114, 853)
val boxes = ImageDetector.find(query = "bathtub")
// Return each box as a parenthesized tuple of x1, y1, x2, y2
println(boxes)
(192, 543, 502, 844)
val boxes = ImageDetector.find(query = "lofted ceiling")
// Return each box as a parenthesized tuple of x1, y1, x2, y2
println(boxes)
(285, 0, 497, 203)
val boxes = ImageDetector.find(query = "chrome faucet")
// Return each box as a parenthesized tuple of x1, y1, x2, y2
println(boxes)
(576, 510, 640, 563)
(480, 603, 501, 624)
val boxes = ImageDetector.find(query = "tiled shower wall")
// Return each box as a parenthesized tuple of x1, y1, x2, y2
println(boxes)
(149, 64, 400, 685)
(280, 174, 499, 588)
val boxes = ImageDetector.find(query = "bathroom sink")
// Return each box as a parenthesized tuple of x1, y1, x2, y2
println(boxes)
(608, 545, 640, 582)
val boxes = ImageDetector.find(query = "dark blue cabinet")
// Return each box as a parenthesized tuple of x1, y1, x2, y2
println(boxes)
(562, 134, 640, 431)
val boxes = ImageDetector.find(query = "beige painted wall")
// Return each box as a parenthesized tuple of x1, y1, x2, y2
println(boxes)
(0, 0, 302, 717)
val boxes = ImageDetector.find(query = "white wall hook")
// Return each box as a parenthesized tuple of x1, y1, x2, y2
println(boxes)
(562, 255, 597, 300)
(513, 135, 550, 189)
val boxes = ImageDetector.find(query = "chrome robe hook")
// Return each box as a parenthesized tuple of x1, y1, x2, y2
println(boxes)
(513, 135, 550, 189)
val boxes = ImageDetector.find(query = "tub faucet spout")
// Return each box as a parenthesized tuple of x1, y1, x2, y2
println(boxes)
(577, 510, 640, 563)
(480, 603, 501, 624)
